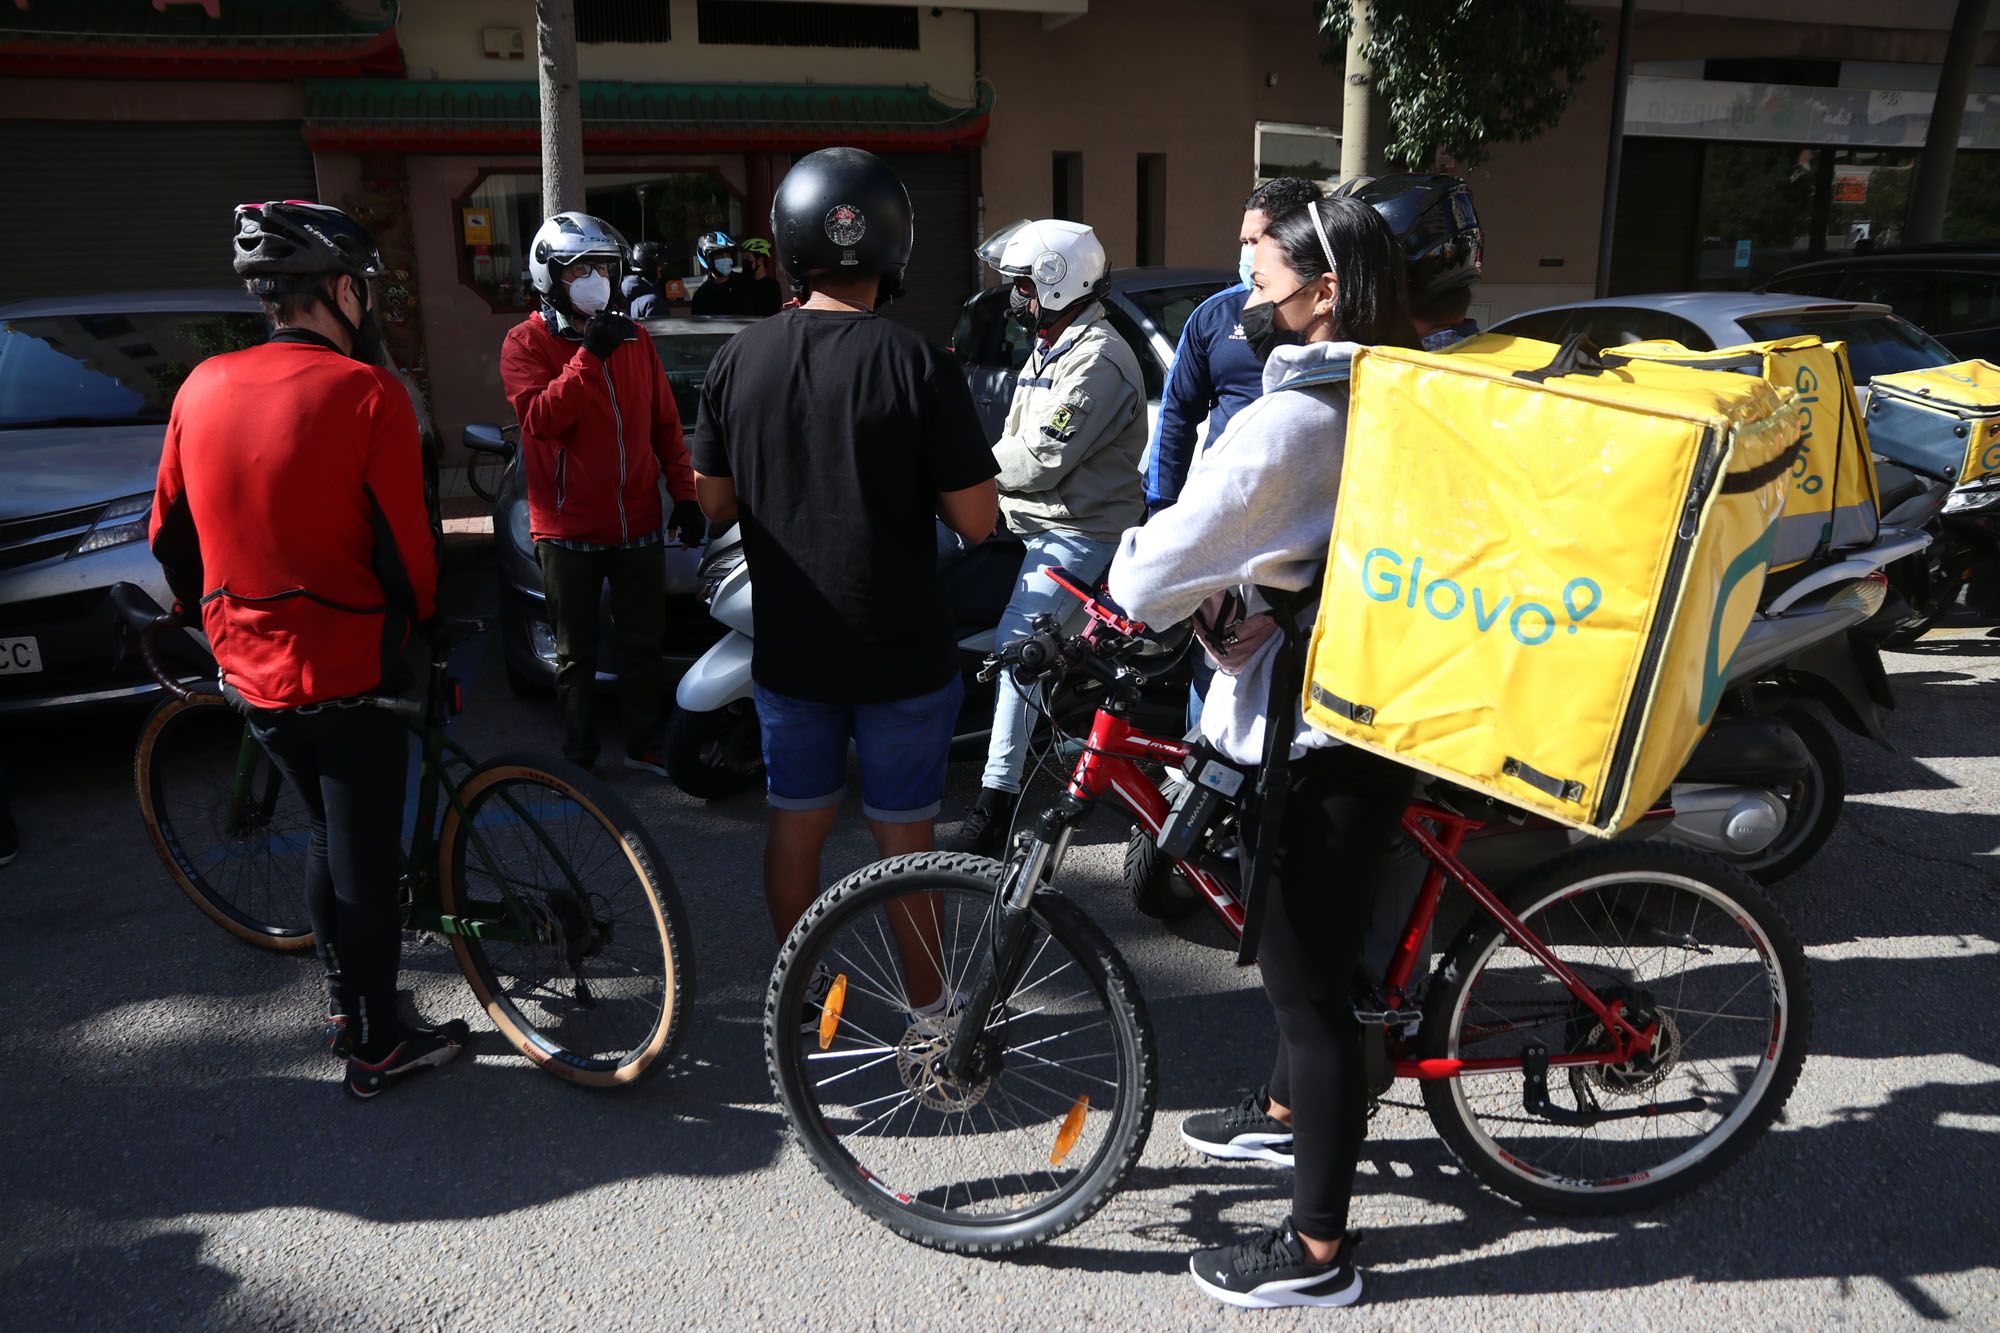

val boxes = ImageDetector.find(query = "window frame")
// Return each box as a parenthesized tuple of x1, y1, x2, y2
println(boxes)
(449, 163, 746, 314)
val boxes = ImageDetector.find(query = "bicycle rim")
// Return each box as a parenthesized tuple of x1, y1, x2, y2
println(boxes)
(441, 760, 685, 1086)
(1433, 864, 1798, 1200)
(137, 693, 313, 949)
(770, 858, 1152, 1251)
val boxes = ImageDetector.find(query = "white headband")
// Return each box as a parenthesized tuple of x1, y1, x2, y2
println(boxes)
(1306, 199, 1339, 278)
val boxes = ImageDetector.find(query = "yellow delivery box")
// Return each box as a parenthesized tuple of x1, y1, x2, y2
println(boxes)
(1864, 360, 2000, 485)
(1610, 336, 1878, 571)
(1302, 335, 1802, 834)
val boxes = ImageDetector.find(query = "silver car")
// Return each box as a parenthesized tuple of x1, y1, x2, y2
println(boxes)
(0, 291, 269, 711)
(1488, 291, 1955, 386)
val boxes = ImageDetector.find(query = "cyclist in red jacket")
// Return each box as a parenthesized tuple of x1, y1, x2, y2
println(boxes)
(500, 211, 704, 774)
(150, 200, 463, 1099)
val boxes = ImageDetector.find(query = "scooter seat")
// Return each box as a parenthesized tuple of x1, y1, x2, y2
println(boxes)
(1875, 460, 1929, 516)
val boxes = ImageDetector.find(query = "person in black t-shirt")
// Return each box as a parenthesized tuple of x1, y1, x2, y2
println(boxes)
(690, 148, 999, 946)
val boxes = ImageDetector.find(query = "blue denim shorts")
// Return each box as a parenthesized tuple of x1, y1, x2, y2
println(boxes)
(754, 676, 964, 823)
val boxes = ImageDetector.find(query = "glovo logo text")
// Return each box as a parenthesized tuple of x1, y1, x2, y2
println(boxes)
(1980, 422, 2000, 475)
(1788, 363, 1826, 496)
(1362, 548, 1602, 646)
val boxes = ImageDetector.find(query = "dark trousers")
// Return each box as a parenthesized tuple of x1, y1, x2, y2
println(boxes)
(248, 704, 408, 1059)
(535, 539, 668, 766)
(1258, 743, 1417, 1240)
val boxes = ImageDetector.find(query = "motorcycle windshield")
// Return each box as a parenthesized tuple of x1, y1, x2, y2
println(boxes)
(976, 220, 1034, 275)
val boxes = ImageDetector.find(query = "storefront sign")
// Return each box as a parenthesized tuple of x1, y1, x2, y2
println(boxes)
(462, 208, 492, 245)
(1832, 173, 1868, 204)
(1625, 77, 1999, 149)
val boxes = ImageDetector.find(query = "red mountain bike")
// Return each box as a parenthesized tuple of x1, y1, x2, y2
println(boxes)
(765, 571, 1811, 1254)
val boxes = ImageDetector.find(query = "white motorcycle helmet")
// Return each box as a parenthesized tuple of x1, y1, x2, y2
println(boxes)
(527, 211, 629, 300)
(978, 219, 1109, 324)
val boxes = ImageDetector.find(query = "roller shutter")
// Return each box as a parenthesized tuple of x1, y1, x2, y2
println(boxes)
(874, 150, 975, 345)
(0, 121, 316, 302)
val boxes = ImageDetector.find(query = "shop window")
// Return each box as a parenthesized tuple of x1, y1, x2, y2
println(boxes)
(695, 1, 919, 49)
(1254, 122, 1339, 191)
(1052, 152, 1082, 224)
(1943, 150, 2000, 244)
(1827, 149, 1915, 254)
(577, 1, 671, 43)
(1694, 144, 1817, 289)
(1136, 154, 1166, 267)
(456, 169, 741, 311)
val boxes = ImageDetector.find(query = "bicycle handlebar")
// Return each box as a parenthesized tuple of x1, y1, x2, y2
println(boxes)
(109, 582, 196, 702)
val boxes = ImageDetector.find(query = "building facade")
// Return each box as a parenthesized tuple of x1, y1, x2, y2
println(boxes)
(1, 0, 1994, 460)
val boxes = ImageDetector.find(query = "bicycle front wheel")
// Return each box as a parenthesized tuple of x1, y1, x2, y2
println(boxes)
(135, 690, 314, 951)
(437, 754, 692, 1087)
(767, 851, 1156, 1254)
(1420, 841, 1811, 1214)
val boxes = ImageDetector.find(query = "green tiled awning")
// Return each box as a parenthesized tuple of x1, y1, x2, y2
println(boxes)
(0, 0, 401, 76)
(303, 78, 994, 153)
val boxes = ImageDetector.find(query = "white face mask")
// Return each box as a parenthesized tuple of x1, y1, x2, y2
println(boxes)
(567, 271, 611, 316)
(1238, 244, 1256, 289)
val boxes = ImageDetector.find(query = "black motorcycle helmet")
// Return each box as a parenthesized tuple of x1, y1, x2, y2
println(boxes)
(1342, 173, 1482, 306)
(631, 240, 665, 280)
(771, 147, 914, 300)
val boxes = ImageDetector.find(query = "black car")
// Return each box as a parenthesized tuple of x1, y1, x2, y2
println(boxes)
(1764, 246, 2000, 362)
(949, 267, 1233, 444)
(466, 316, 753, 695)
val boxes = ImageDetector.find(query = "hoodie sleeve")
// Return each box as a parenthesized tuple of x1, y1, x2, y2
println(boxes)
(501, 319, 605, 441)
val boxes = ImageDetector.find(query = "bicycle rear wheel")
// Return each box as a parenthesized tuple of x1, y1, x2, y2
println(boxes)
(1420, 841, 1811, 1214)
(135, 690, 313, 951)
(437, 754, 691, 1087)
(767, 851, 1156, 1254)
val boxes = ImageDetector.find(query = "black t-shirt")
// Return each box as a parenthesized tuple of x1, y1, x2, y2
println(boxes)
(747, 275, 784, 316)
(691, 307, 999, 703)
(692, 276, 756, 317)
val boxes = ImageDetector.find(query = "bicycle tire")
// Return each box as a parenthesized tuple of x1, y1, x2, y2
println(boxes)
(766, 851, 1157, 1254)
(1419, 840, 1811, 1215)
(135, 690, 314, 952)
(438, 753, 692, 1088)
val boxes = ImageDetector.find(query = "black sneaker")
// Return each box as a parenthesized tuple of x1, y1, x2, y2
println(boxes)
(344, 1020, 470, 1100)
(941, 786, 1018, 859)
(1180, 1085, 1295, 1166)
(1190, 1219, 1362, 1310)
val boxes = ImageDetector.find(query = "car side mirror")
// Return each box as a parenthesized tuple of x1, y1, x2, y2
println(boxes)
(462, 423, 514, 457)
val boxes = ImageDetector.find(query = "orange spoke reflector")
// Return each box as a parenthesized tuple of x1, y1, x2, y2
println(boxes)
(817, 973, 848, 1051)
(1050, 1094, 1090, 1165)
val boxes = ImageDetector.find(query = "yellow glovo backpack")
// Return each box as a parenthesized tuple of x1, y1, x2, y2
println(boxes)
(1607, 336, 1879, 571)
(1301, 333, 1803, 835)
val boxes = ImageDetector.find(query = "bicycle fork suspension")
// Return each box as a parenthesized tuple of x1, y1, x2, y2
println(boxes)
(943, 801, 1082, 1083)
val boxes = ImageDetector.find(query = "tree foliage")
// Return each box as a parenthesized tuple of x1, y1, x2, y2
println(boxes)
(1320, 0, 1603, 170)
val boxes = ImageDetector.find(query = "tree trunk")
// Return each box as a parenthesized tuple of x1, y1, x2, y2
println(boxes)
(1907, 0, 1989, 245)
(1339, 0, 1390, 180)
(536, 0, 584, 217)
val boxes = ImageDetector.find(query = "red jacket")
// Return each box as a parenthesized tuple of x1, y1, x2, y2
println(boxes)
(500, 312, 696, 544)
(150, 337, 440, 710)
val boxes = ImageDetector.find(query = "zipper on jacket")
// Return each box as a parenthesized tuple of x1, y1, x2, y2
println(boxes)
(600, 360, 630, 542)
(1600, 426, 1723, 822)
(555, 449, 568, 512)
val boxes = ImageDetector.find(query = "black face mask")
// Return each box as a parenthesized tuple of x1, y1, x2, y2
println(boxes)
(1006, 285, 1036, 331)
(322, 280, 384, 365)
(1241, 283, 1316, 365)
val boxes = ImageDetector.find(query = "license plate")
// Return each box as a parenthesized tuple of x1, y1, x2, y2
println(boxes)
(0, 636, 42, 675)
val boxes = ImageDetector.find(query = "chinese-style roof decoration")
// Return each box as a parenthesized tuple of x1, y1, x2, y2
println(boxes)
(0, 1, 402, 78)
(303, 78, 994, 153)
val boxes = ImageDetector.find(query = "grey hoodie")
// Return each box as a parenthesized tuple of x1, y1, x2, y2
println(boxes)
(1106, 340, 1360, 764)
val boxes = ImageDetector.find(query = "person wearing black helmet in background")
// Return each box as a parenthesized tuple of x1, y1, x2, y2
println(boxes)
(1343, 173, 1484, 350)
(624, 240, 667, 318)
(692, 230, 757, 317)
(689, 148, 999, 950)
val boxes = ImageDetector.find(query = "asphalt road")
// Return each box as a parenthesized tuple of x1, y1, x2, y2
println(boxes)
(2, 571, 1996, 1330)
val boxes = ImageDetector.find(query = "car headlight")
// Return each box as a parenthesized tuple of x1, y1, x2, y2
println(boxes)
(70, 493, 153, 557)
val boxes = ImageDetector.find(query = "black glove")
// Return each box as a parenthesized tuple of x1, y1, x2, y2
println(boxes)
(581, 311, 636, 360)
(669, 499, 708, 547)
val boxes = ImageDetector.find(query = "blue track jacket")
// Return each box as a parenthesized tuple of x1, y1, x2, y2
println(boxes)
(1144, 284, 1262, 513)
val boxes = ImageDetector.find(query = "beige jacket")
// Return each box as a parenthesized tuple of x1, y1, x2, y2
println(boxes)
(991, 305, 1148, 541)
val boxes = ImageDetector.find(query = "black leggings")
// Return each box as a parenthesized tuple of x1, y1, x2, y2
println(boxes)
(1256, 743, 1416, 1240)
(249, 704, 409, 1059)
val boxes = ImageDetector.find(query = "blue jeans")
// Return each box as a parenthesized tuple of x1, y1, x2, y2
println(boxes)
(982, 531, 1118, 793)
(755, 677, 963, 823)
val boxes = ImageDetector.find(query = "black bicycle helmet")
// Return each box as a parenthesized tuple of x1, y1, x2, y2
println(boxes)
(1344, 174, 1482, 303)
(770, 147, 913, 297)
(233, 200, 383, 282)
